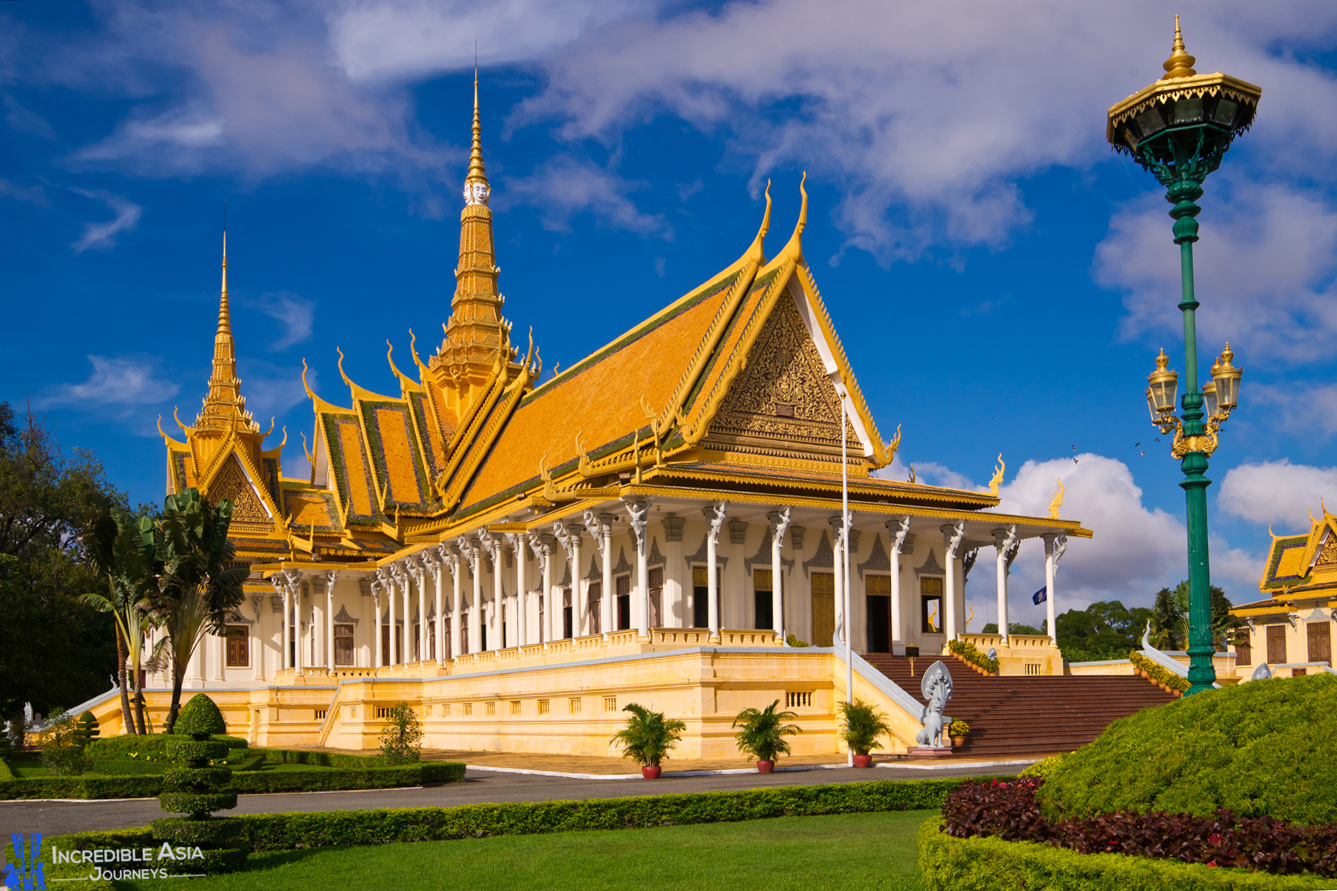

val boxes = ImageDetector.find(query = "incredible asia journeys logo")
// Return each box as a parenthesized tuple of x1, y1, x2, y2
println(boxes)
(6, 833, 208, 884)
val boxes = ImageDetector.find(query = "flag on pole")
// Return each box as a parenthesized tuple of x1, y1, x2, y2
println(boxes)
(1032, 586, 1047, 605)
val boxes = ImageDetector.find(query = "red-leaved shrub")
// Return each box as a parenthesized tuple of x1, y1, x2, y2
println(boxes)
(941, 778, 1337, 878)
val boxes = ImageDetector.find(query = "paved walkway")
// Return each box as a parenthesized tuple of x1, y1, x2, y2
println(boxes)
(1, 758, 1029, 839)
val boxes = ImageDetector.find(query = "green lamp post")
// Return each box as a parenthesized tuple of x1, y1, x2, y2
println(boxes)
(1107, 18, 1260, 695)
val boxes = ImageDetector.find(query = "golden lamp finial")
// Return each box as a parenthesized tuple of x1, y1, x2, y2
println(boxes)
(1162, 15, 1197, 80)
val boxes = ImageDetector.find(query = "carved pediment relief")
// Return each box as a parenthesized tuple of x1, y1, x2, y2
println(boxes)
(211, 456, 273, 529)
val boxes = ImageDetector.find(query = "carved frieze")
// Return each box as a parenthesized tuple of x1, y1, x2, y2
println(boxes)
(211, 457, 271, 527)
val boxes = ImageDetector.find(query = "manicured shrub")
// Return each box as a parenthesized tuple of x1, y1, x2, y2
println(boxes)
(1040, 673, 1337, 826)
(1018, 753, 1068, 779)
(941, 778, 1337, 878)
(255, 748, 381, 769)
(0, 761, 465, 799)
(1129, 651, 1190, 692)
(74, 712, 100, 748)
(379, 702, 422, 765)
(155, 694, 245, 874)
(86, 733, 246, 766)
(40, 709, 90, 776)
(948, 639, 999, 674)
(918, 819, 1321, 891)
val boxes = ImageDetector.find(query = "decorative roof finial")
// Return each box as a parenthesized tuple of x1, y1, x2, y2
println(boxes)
(1162, 15, 1197, 80)
(219, 227, 230, 331)
(463, 67, 490, 206)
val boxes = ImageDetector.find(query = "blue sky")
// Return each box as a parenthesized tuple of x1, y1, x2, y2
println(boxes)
(5, 0, 1337, 618)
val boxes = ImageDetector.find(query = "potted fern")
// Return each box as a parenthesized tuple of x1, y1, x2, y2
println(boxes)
(732, 700, 801, 773)
(838, 699, 891, 767)
(612, 703, 685, 778)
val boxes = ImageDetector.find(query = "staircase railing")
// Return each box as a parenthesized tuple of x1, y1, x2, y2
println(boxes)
(1140, 622, 1220, 688)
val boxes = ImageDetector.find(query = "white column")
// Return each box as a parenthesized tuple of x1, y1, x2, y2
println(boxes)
(704, 502, 727, 641)
(993, 526, 1017, 644)
(627, 500, 651, 638)
(479, 531, 503, 649)
(276, 578, 291, 671)
(942, 521, 965, 641)
(888, 518, 910, 654)
(441, 545, 461, 658)
(507, 533, 528, 647)
(325, 571, 337, 672)
(663, 517, 685, 627)
(390, 565, 405, 665)
(412, 561, 427, 662)
(372, 572, 386, 669)
(289, 572, 305, 671)
(768, 508, 791, 640)
(424, 552, 444, 661)
(459, 537, 482, 653)
(526, 531, 550, 646)
(831, 515, 846, 648)
(310, 583, 323, 671)
(1042, 533, 1066, 642)
(583, 510, 611, 636)
(566, 523, 586, 636)
(210, 628, 224, 682)
(400, 565, 412, 661)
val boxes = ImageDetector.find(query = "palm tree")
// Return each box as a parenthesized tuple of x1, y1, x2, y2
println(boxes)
(152, 488, 247, 734)
(81, 503, 157, 735)
(732, 700, 801, 764)
(1150, 582, 1242, 652)
(612, 703, 686, 768)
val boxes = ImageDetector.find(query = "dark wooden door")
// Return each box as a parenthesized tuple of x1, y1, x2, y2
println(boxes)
(811, 572, 835, 647)
(1308, 622, 1331, 665)
(1266, 624, 1286, 665)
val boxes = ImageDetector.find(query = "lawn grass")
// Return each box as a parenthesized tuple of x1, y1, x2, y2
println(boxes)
(124, 809, 935, 891)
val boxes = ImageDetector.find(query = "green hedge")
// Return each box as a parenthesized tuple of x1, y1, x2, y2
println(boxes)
(0, 761, 464, 800)
(48, 778, 965, 855)
(1040, 673, 1337, 826)
(255, 748, 384, 769)
(917, 820, 1318, 890)
(0, 759, 14, 781)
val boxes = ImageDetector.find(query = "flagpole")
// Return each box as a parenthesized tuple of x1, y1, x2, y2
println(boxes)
(840, 383, 852, 768)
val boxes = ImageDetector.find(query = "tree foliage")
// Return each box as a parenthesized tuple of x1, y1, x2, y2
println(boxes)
(378, 702, 422, 765)
(1148, 582, 1241, 651)
(0, 402, 120, 722)
(1054, 600, 1155, 663)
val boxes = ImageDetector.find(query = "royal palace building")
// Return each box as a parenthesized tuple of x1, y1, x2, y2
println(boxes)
(92, 83, 1094, 757)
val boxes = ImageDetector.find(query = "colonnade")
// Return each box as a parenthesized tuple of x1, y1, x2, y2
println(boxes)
(265, 503, 1070, 673)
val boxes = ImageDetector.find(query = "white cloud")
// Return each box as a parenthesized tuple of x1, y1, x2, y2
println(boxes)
(0, 178, 45, 205)
(70, 189, 142, 252)
(39, 355, 180, 413)
(326, 0, 645, 83)
(977, 453, 1260, 610)
(1219, 459, 1337, 530)
(1238, 382, 1337, 439)
(3, 96, 56, 140)
(504, 156, 670, 236)
(249, 292, 316, 352)
(1096, 178, 1337, 363)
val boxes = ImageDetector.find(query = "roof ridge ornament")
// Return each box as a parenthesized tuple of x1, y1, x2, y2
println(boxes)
(1162, 15, 1197, 81)
(745, 180, 772, 265)
(777, 172, 808, 264)
(464, 67, 490, 207)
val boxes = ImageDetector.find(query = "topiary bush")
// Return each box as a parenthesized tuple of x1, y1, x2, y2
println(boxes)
(154, 694, 247, 874)
(1040, 673, 1337, 826)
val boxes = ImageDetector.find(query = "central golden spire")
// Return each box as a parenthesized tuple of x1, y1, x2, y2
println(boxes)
(436, 70, 511, 402)
(195, 229, 258, 435)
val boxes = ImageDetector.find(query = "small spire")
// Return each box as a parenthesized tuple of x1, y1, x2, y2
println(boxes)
(219, 229, 230, 332)
(1162, 15, 1197, 80)
(465, 67, 488, 188)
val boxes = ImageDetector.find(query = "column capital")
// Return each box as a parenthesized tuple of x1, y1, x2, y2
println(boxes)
(477, 529, 501, 564)
(624, 499, 651, 555)
(767, 506, 792, 541)
(992, 525, 1018, 551)
(582, 509, 608, 554)
(942, 520, 966, 557)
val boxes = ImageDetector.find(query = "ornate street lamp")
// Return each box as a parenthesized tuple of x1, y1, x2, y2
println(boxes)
(1108, 18, 1261, 695)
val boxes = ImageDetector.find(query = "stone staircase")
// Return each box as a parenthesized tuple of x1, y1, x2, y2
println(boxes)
(862, 654, 1174, 758)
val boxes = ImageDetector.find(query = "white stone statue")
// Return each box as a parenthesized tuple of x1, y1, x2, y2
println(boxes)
(915, 660, 953, 748)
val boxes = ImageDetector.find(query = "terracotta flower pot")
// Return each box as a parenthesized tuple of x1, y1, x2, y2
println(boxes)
(756, 760, 775, 774)
(951, 736, 964, 748)
(852, 754, 873, 768)
(642, 765, 662, 779)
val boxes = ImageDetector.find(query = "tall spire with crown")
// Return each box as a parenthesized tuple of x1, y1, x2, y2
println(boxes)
(437, 68, 510, 395)
(195, 229, 258, 434)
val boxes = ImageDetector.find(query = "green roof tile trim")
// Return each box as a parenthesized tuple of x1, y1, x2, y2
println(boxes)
(409, 391, 443, 475)
(1263, 536, 1311, 589)
(357, 398, 431, 511)
(321, 413, 384, 527)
